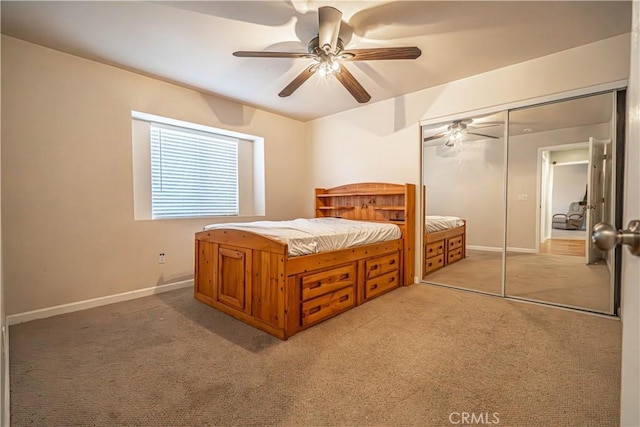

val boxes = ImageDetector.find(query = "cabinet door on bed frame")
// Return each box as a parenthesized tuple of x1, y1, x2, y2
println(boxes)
(217, 246, 252, 313)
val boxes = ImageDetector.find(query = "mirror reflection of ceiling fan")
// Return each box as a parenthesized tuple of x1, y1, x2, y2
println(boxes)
(233, 6, 422, 103)
(423, 120, 501, 147)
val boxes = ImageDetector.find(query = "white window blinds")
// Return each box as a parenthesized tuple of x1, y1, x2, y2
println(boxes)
(150, 123, 239, 219)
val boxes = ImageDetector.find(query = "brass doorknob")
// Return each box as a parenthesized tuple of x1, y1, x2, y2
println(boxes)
(592, 220, 640, 256)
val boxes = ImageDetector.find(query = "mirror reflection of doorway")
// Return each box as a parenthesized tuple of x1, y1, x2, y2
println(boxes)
(539, 144, 589, 259)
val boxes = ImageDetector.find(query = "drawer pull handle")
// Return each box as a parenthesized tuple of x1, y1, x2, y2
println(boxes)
(339, 273, 350, 280)
(339, 295, 349, 303)
(308, 306, 321, 315)
(309, 282, 322, 290)
(370, 284, 378, 290)
(389, 259, 396, 265)
(370, 265, 379, 270)
(388, 276, 395, 283)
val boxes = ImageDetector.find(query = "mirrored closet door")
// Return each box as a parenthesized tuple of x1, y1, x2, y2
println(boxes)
(422, 111, 507, 295)
(421, 90, 622, 314)
(505, 92, 617, 313)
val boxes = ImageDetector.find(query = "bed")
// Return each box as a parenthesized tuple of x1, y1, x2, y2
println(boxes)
(194, 182, 415, 340)
(424, 215, 466, 275)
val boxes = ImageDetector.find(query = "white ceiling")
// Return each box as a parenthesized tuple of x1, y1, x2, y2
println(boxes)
(0, 1, 632, 122)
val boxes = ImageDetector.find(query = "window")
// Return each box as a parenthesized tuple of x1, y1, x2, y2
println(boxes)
(132, 112, 265, 220)
(150, 123, 239, 219)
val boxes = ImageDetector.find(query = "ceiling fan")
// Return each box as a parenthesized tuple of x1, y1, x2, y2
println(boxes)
(423, 120, 500, 147)
(232, 6, 422, 103)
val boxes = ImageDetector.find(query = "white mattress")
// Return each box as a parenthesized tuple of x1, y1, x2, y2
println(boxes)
(203, 217, 402, 257)
(426, 215, 465, 233)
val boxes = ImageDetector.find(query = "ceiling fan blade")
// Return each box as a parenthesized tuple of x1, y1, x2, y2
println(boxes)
(318, 6, 342, 53)
(423, 132, 449, 142)
(278, 64, 317, 97)
(467, 132, 500, 139)
(233, 51, 314, 59)
(342, 47, 422, 61)
(334, 65, 371, 103)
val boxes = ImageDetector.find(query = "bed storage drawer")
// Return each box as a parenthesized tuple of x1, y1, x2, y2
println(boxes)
(448, 235, 463, 251)
(365, 270, 399, 300)
(301, 286, 354, 327)
(364, 252, 400, 279)
(425, 254, 445, 273)
(448, 247, 464, 263)
(426, 241, 445, 258)
(301, 265, 355, 301)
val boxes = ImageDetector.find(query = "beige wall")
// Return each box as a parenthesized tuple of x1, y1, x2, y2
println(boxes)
(1, 36, 310, 315)
(308, 34, 630, 277)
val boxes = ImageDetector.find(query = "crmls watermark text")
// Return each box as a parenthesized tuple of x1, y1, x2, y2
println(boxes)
(449, 412, 500, 425)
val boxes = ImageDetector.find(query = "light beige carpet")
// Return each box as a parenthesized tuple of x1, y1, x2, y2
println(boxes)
(425, 250, 504, 294)
(10, 285, 620, 426)
(506, 252, 610, 312)
(425, 250, 611, 312)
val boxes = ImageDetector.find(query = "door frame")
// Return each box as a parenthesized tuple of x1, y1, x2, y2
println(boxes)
(535, 142, 589, 254)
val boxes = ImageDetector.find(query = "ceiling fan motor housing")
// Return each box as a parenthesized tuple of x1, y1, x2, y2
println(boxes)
(308, 36, 344, 56)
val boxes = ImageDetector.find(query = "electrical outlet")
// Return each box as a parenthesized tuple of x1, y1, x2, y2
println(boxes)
(159, 253, 165, 264)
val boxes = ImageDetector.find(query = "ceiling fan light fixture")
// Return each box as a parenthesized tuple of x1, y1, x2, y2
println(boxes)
(424, 119, 500, 145)
(450, 129, 464, 141)
(317, 56, 341, 77)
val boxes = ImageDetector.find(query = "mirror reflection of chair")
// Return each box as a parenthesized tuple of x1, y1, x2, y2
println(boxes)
(552, 201, 585, 230)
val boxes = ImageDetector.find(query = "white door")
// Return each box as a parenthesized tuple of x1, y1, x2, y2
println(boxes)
(540, 151, 552, 244)
(620, 2, 640, 425)
(586, 137, 609, 264)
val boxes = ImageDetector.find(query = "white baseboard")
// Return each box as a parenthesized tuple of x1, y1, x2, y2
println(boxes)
(507, 247, 538, 254)
(466, 245, 502, 252)
(7, 279, 193, 326)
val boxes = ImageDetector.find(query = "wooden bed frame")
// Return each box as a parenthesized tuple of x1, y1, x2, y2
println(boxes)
(424, 222, 466, 275)
(194, 182, 415, 340)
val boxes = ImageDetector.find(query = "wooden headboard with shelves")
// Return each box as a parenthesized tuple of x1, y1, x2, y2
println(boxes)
(315, 182, 416, 283)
